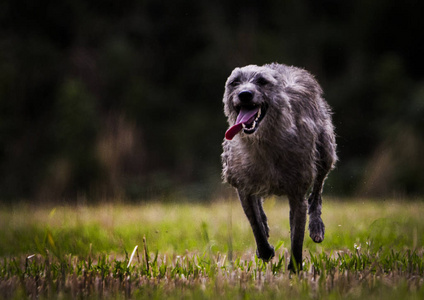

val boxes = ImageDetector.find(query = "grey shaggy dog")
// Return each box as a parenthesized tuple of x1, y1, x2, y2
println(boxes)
(221, 63, 337, 271)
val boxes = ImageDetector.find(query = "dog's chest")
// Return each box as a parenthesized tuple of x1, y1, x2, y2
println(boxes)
(228, 143, 295, 195)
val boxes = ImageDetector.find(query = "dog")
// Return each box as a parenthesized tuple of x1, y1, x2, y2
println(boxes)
(221, 63, 337, 271)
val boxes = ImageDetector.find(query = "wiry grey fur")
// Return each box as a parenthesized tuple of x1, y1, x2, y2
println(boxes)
(221, 63, 337, 271)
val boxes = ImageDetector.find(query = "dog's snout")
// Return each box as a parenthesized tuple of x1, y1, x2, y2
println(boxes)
(238, 90, 254, 103)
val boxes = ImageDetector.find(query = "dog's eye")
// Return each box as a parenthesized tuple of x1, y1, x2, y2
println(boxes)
(228, 78, 241, 87)
(256, 77, 269, 86)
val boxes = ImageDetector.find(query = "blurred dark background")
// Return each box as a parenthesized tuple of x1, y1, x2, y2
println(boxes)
(1, 0, 423, 202)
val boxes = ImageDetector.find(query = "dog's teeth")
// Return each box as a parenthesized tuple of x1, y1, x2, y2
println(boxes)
(242, 123, 246, 129)
(255, 108, 261, 121)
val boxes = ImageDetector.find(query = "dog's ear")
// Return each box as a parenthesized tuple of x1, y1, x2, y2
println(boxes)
(223, 90, 237, 119)
(273, 72, 282, 83)
(269, 69, 284, 87)
(263, 64, 284, 85)
(225, 68, 242, 88)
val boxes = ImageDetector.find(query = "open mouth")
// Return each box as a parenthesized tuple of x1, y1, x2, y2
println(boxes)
(241, 106, 265, 133)
(225, 104, 267, 140)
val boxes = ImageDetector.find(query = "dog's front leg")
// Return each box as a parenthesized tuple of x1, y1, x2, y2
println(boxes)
(237, 190, 275, 261)
(288, 195, 307, 271)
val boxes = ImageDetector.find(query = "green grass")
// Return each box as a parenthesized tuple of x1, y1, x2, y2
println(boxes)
(1, 198, 424, 299)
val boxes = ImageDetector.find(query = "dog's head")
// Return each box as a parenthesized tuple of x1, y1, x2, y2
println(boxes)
(223, 64, 285, 140)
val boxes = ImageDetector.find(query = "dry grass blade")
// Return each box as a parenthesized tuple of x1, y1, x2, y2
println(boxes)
(127, 245, 138, 268)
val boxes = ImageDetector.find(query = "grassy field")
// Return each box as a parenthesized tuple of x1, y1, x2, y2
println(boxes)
(1, 197, 424, 299)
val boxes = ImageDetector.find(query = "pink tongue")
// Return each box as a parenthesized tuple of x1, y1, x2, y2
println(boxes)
(225, 107, 259, 140)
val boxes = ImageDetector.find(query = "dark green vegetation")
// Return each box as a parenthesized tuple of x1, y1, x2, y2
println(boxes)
(1, 1, 424, 200)
(1, 199, 423, 299)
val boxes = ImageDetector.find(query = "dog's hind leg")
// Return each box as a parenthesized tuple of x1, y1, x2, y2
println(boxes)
(237, 190, 275, 261)
(308, 134, 336, 243)
(308, 184, 325, 243)
(288, 195, 307, 271)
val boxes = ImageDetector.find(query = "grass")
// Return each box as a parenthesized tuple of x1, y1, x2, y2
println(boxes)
(0, 197, 424, 299)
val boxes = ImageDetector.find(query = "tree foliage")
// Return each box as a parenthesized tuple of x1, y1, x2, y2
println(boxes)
(0, 0, 423, 200)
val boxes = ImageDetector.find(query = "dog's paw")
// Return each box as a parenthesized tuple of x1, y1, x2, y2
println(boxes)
(288, 260, 303, 273)
(256, 245, 275, 262)
(309, 218, 325, 243)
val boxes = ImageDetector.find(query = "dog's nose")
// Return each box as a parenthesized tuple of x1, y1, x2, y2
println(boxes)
(238, 90, 254, 103)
